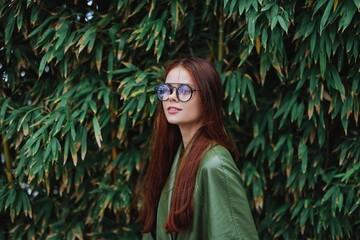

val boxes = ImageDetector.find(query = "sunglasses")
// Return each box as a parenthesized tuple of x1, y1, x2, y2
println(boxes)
(155, 83, 197, 102)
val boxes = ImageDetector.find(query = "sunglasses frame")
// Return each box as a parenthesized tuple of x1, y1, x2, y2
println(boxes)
(155, 83, 197, 102)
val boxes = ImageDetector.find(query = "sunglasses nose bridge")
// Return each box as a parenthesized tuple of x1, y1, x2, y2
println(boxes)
(169, 86, 175, 95)
(168, 86, 178, 100)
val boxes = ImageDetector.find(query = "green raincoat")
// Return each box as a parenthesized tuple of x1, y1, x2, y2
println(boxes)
(143, 144, 259, 240)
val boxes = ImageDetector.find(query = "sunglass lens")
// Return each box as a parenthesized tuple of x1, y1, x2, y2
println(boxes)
(178, 84, 192, 101)
(157, 84, 171, 100)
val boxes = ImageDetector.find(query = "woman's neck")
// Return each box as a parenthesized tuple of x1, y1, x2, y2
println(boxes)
(179, 123, 203, 148)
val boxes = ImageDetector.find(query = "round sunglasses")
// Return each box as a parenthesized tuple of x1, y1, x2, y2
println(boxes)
(155, 83, 197, 102)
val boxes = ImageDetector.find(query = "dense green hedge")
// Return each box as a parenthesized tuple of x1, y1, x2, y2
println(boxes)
(1, 0, 359, 239)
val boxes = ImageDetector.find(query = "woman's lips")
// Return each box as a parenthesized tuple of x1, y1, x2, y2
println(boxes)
(167, 106, 182, 114)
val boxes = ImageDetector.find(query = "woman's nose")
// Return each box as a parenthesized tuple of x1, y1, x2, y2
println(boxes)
(168, 88, 179, 102)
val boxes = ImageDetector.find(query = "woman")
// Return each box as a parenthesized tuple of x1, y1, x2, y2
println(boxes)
(138, 57, 258, 239)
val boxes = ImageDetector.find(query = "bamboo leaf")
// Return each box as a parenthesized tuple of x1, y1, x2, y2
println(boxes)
(277, 15, 288, 33)
(299, 141, 308, 174)
(247, 10, 256, 42)
(81, 127, 87, 160)
(77, 27, 96, 54)
(28, 16, 54, 38)
(244, 74, 257, 106)
(118, 114, 127, 140)
(93, 116, 102, 148)
(55, 24, 69, 50)
(5, 11, 15, 45)
(64, 134, 70, 165)
(69, 137, 78, 166)
(322, 186, 336, 203)
(137, 94, 146, 112)
(95, 42, 103, 73)
(107, 49, 114, 81)
(131, 0, 147, 17)
(234, 94, 241, 121)
(355, 0, 360, 8)
(320, 0, 334, 34)
(53, 114, 66, 136)
(274, 135, 287, 151)
(30, 4, 39, 25)
(39, 53, 50, 77)
(88, 100, 97, 114)
(170, 0, 179, 33)
(320, 50, 326, 77)
(270, 16, 277, 30)
(330, 66, 346, 100)
(16, 7, 24, 32)
(0, 98, 10, 124)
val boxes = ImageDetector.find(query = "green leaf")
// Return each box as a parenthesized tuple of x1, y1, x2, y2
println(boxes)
(291, 199, 304, 219)
(39, 52, 50, 77)
(129, 0, 147, 17)
(88, 100, 97, 114)
(329, 65, 345, 100)
(44, 139, 52, 160)
(234, 94, 241, 121)
(244, 75, 257, 106)
(355, 0, 360, 8)
(137, 94, 147, 112)
(247, 10, 256, 42)
(95, 42, 104, 73)
(107, 50, 114, 81)
(274, 135, 287, 151)
(77, 27, 96, 54)
(92, 116, 102, 148)
(298, 141, 308, 173)
(322, 185, 336, 203)
(28, 16, 54, 38)
(339, 2, 356, 32)
(30, 4, 39, 25)
(156, 35, 165, 62)
(55, 24, 69, 50)
(118, 114, 127, 140)
(277, 15, 288, 33)
(313, 0, 327, 16)
(0, 98, 10, 124)
(81, 127, 87, 160)
(320, 0, 334, 34)
(170, 0, 179, 33)
(5, 188, 16, 210)
(16, 7, 24, 32)
(53, 114, 66, 136)
(345, 188, 355, 212)
(5, 11, 15, 45)
(320, 50, 326, 77)
(64, 134, 70, 165)
(69, 136, 78, 166)
(270, 16, 277, 30)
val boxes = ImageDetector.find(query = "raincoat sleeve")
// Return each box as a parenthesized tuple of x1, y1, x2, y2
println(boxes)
(141, 233, 154, 240)
(195, 145, 259, 240)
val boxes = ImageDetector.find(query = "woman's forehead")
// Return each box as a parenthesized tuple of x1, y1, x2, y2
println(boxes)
(165, 66, 194, 85)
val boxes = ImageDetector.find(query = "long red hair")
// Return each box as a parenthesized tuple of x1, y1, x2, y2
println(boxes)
(137, 57, 238, 233)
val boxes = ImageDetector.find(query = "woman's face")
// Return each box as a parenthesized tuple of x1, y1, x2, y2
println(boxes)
(162, 66, 203, 130)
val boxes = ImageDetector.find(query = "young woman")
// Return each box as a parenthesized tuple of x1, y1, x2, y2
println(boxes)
(138, 57, 259, 239)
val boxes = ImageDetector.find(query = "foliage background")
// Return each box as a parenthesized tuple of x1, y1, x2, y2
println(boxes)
(1, 0, 360, 239)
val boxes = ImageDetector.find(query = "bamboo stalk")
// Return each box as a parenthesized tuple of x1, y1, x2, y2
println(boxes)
(218, 1, 224, 61)
(2, 133, 12, 183)
(109, 88, 121, 224)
